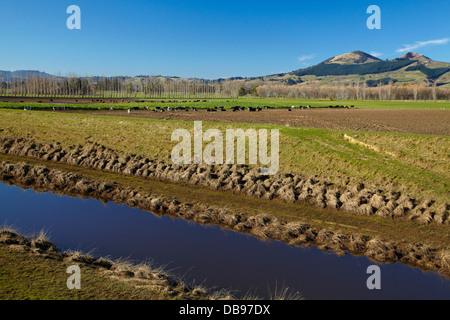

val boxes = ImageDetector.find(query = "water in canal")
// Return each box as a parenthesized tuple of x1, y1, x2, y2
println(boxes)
(0, 182, 449, 299)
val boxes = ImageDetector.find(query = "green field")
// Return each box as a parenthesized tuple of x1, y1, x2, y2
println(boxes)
(0, 98, 449, 110)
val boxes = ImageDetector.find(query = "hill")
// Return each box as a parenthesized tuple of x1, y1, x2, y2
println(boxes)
(0, 70, 55, 82)
(246, 51, 450, 88)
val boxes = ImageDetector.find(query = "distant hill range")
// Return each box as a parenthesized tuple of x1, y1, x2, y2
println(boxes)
(1, 51, 449, 88)
(0, 70, 56, 81)
(254, 51, 450, 88)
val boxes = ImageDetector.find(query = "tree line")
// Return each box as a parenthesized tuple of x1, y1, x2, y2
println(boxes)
(255, 83, 450, 101)
(0, 75, 241, 99)
(2, 74, 449, 101)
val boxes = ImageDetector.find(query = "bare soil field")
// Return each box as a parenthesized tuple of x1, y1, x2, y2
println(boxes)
(66, 109, 449, 136)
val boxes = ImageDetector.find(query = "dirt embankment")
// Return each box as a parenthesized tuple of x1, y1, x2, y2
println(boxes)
(0, 137, 447, 226)
(0, 227, 224, 300)
(1, 160, 449, 277)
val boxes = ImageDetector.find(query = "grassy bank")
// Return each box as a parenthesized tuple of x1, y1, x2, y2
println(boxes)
(0, 245, 169, 300)
(0, 109, 448, 206)
(0, 227, 225, 300)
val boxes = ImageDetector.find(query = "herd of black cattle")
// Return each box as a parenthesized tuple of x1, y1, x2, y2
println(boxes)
(138, 105, 355, 112)
(22, 104, 355, 112)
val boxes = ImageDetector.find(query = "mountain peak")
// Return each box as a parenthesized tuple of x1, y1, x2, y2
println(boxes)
(324, 51, 381, 65)
(399, 52, 431, 61)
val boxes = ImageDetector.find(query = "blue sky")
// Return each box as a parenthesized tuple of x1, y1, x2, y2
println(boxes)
(0, 0, 449, 79)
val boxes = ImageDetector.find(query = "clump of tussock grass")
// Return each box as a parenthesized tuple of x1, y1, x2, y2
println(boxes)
(0, 224, 27, 245)
(241, 282, 304, 300)
(33, 229, 50, 242)
(268, 281, 304, 300)
(64, 249, 96, 264)
(129, 259, 175, 282)
(250, 227, 270, 240)
(191, 285, 208, 297)
(133, 263, 154, 279)
(186, 280, 212, 298)
(93, 256, 114, 269)
(439, 248, 450, 270)
(0, 224, 19, 234)
(365, 238, 398, 262)
(209, 288, 235, 300)
(30, 228, 57, 252)
(108, 258, 208, 296)
(162, 269, 238, 300)
(108, 257, 137, 277)
(241, 289, 263, 301)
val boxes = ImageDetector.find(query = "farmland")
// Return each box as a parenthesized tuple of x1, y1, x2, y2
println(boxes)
(0, 106, 448, 209)
(65, 108, 450, 135)
(0, 98, 449, 298)
(0, 96, 449, 111)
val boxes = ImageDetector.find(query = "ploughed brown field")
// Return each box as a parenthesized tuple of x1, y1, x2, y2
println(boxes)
(67, 109, 449, 136)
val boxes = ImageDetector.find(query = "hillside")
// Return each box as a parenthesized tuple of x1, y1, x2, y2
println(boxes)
(249, 51, 450, 88)
(291, 60, 415, 77)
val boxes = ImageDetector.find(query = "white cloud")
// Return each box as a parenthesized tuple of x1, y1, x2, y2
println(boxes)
(396, 38, 449, 53)
(298, 54, 315, 62)
(370, 51, 383, 57)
